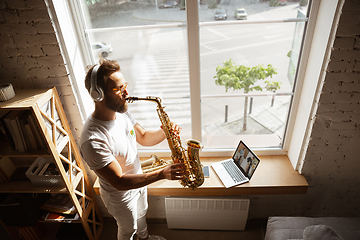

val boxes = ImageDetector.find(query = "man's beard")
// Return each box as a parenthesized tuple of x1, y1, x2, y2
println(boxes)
(105, 97, 128, 113)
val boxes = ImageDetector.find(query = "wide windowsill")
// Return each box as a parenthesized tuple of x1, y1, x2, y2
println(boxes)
(93, 155, 308, 196)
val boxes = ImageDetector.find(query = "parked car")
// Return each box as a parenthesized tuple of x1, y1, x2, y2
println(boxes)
(279, 0, 287, 6)
(92, 42, 112, 58)
(235, 8, 247, 20)
(159, 1, 178, 9)
(214, 9, 227, 20)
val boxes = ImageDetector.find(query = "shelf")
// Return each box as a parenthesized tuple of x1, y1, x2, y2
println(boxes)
(39, 219, 82, 224)
(93, 155, 308, 196)
(0, 88, 103, 240)
(0, 180, 68, 193)
(0, 88, 50, 109)
(0, 140, 50, 157)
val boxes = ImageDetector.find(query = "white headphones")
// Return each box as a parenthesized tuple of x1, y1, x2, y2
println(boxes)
(90, 65, 104, 102)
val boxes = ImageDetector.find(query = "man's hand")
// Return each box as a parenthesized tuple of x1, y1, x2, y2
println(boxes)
(171, 122, 182, 138)
(161, 163, 186, 180)
(161, 122, 182, 139)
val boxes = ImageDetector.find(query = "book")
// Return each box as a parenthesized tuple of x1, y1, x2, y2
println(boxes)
(2, 110, 29, 152)
(16, 111, 37, 151)
(45, 212, 65, 221)
(44, 211, 79, 222)
(12, 111, 28, 152)
(0, 110, 9, 140)
(41, 194, 77, 214)
(24, 123, 38, 150)
(3, 110, 22, 151)
(27, 114, 46, 149)
(0, 156, 17, 181)
(0, 110, 16, 150)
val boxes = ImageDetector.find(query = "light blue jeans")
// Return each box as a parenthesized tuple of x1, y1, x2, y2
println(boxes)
(100, 186, 148, 240)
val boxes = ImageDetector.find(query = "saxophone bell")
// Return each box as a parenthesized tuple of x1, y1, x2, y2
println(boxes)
(185, 139, 204, 188)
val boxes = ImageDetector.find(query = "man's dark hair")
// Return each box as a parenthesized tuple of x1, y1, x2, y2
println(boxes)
(85, 59, 121, 94)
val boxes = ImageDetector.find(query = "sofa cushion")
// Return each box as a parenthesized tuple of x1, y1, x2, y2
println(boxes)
(264, 217, 360, 240)
(303, 225, 344, 240)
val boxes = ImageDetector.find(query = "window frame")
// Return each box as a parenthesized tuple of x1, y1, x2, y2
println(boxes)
(285, 0, 343, 170)
(48, 0, 342, 170)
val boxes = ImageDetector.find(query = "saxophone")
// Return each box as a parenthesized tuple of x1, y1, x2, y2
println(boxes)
(141, 154, 173, 173)
(126, 96, 204, 190)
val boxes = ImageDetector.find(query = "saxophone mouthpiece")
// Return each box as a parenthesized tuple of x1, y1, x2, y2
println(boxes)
(125, 96, 138, 103)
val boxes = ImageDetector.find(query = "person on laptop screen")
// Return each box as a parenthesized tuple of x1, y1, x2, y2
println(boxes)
(212, 140, 261, 188)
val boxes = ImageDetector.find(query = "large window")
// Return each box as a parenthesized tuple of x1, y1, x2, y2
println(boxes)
(78, 0, 310, 152)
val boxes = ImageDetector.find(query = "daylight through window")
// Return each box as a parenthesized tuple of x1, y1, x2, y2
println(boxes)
(79, 0, 310, 151)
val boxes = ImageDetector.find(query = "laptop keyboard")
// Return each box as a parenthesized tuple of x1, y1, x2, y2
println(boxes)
(222, 161, 247, 183)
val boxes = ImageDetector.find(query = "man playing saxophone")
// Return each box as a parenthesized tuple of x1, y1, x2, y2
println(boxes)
(79, 59, 185, 240)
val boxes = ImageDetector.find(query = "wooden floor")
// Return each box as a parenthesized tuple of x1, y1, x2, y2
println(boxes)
(0, 218, 267, 239)
(100, 218, 268, 240)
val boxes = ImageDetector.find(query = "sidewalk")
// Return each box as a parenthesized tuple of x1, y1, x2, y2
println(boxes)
(204, 99, 288, 136)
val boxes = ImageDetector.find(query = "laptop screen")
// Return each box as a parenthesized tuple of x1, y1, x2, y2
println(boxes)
(232, 140, 260, 179)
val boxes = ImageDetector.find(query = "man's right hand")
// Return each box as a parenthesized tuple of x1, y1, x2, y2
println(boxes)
(161, 163, 186, 180)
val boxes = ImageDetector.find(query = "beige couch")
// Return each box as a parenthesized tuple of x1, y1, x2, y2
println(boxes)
(264, 217, 360, 240)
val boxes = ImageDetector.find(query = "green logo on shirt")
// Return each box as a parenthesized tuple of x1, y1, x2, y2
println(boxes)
(130, 129, 135, 138)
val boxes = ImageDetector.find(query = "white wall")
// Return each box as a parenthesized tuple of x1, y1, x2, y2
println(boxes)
(0, 0, 83, 142)
(244, 0, 360, 219)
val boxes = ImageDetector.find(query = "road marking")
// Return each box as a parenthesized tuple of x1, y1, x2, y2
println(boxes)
(201, 37, 293, 56)
(263, 34, 284, 39)
(203, 26, 231, 40)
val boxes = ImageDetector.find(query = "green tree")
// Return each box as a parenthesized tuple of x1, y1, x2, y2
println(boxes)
(265, 81, 281, 107)
(299, 0, 308, 6)
(269, 0, 279, 7)
(208, 0, 218, 9)
(214, 59, 279, 131)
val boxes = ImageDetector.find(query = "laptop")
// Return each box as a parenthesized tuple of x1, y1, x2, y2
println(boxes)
(211, 140, 260, 188)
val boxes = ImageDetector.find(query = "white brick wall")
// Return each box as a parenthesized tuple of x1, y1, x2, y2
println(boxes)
(300, 0, 360, 216)
(0, 0, 83, 141)
(247, 0, 360, 219)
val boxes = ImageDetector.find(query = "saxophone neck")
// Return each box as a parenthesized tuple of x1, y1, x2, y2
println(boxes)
(126, 96, 162, 106)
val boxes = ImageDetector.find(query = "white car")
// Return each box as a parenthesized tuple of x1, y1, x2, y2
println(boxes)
(159, 1, 178, 9)
(235, 8, 247, 20)
(92, 42, 112, 58)
(279, 0, 287, 6)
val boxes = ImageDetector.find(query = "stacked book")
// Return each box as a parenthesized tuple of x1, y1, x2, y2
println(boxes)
(41, 194, 89, 222)
(0, 156, 16, 183)
(0, 110, 46, 152)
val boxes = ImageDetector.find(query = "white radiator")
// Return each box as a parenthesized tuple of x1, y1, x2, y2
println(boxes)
(165, 197, 249, 231)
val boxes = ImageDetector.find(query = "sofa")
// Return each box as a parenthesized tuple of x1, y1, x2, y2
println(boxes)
(264, 217, 360, 240)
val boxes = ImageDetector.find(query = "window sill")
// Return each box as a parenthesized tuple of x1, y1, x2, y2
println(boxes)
(93, 155, 308, 196)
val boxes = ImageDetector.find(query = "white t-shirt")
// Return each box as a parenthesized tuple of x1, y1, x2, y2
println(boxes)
(79, 111, 141, 195)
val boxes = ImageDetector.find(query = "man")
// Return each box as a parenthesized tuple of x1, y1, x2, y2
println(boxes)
(80, 59, 185, 240)
(245, 156, 253, 175)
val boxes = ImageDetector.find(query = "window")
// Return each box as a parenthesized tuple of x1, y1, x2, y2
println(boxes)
(48, 0, 342, 172)
(199, 3, 309, 150)
(76, 0, 312, 153)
